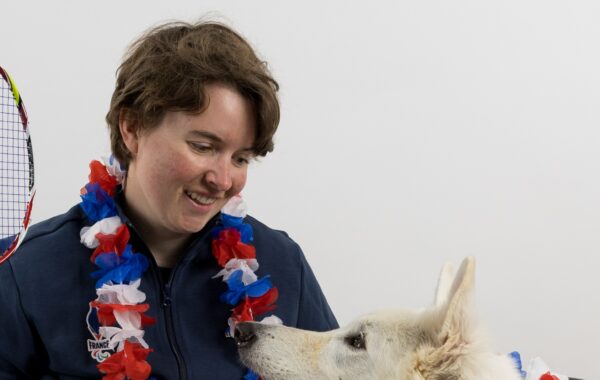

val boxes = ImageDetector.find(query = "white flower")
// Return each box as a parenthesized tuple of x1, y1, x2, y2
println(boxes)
(99, 309, 148, 351)
(102, 155, 126, 184)
(96, 279, 146, 305)
(213, 258, 259, 285)
(80, 216, 122, 249)
(260, 315, 283, 325)
(221, 195, 247, 218)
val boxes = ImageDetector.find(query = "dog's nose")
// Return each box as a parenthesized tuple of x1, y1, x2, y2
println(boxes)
(234, 322, 257, 347)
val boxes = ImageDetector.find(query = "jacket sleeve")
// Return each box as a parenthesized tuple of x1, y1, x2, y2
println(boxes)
(0, 261, 45, 379)
(295, 247, 339, 332)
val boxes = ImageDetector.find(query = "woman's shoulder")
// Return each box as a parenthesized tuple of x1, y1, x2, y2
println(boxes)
(243, 214, 307, 269)
(244, 215, 292, 238)
(244, 215, 300, 250)
(6, 203, 89, 271)
(26, 204, 85, 240)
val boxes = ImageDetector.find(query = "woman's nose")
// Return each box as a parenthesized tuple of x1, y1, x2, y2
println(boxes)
(205, 158, 233, 191)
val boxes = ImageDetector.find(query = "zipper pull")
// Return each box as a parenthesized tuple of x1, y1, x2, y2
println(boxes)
(162, 285, 172, 308)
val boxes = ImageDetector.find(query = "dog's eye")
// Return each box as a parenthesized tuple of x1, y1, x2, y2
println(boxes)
(345, 332, 366, 350)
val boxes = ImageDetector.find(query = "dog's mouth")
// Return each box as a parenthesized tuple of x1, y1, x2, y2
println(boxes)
(235, 323, 320, 380)
(235, 322, 268, 377)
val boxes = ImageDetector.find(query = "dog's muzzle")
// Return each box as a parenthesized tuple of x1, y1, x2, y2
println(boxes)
(234, 322, 258, 347)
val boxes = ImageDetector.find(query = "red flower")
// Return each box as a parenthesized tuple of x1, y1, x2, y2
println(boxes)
(89, 160, 119, 197)
(212, 228, 256, 266)
(90, 302, 156, 327)
(231, 287, 279, 322)
(540, 372, 560, 380)
(97, 340, 153, 380)
(90, 224, 130, 263)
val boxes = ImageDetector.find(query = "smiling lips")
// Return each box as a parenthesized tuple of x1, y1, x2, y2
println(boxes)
(185, 190, 217, 206)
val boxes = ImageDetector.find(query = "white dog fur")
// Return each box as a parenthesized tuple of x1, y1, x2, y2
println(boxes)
(236, 257, 521, 379)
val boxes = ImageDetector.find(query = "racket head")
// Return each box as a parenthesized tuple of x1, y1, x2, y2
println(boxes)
(0, 66, 35, 265)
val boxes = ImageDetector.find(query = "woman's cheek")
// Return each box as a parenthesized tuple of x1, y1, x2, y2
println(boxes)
(230, 169, 248, 196)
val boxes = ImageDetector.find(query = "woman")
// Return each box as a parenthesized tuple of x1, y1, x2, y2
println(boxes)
(0, 21, 337, 379)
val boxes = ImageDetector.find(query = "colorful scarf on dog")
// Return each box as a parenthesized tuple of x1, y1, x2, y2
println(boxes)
(79, 156, 279, 380)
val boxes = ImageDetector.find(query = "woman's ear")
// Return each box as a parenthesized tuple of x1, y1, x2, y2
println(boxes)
(119, 108, 140, 157)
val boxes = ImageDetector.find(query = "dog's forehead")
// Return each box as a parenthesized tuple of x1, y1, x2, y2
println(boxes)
(349, 310, 422, 332)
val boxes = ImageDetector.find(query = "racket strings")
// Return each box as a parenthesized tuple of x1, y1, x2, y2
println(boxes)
(1, 79, 31, 243)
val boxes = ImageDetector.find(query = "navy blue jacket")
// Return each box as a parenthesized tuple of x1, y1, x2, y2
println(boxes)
(0, 203, 338, 379)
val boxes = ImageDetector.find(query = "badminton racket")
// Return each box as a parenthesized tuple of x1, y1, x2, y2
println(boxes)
(0, 66, 35, 265)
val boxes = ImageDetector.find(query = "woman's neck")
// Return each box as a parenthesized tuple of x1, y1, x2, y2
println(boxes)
(120, 192, 191, 269)
(141, 233, 190, 268)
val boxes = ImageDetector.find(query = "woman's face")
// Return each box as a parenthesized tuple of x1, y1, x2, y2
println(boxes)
(121, 83, 256, 241)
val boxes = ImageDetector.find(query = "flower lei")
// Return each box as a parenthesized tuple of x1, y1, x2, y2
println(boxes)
(79, 157, 280, 380)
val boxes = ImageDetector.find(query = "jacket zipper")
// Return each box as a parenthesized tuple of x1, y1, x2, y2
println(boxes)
(161, 276, 187, 380)
(124, 217, 188, 380)
(155, 264, 188, 380)
(120, 212, 219, 380)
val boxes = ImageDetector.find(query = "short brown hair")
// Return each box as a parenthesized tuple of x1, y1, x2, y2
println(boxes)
(106, 21, 280, 168)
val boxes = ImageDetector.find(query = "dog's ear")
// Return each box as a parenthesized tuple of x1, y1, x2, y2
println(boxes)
(414, 258, 477, 379)
(436, 257, 476, 345)
(433, 262, 456, 308)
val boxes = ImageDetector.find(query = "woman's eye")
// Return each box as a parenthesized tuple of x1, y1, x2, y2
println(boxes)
(190, 142, 212, 152)
(235, 156, 251, 166)
(345, 332, 366, 350)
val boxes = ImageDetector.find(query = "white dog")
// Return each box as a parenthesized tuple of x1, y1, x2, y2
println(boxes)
(235, 257, 521, 379)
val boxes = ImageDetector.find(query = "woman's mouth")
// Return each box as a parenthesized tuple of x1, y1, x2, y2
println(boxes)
(185, 190, 217, 206)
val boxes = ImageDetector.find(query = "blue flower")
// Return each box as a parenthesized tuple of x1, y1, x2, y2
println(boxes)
(220, 270, 272, 305)
(91, 245, 149, 288)
(243, 369, 260, 380)
(79, 183, 118, 223)
(212, 214, 253, 243)
(509, 351, 527, 379)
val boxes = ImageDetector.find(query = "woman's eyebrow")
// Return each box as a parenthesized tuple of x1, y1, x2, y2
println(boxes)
(188, 130, 222, 142)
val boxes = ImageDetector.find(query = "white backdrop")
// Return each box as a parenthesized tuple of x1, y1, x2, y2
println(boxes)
(2, 1, 599, 378)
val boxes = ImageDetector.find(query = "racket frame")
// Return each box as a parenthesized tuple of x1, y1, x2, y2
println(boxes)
(0, 66, 36, 265)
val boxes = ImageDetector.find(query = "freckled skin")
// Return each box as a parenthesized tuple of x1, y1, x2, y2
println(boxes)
(120, 83, 256, 263)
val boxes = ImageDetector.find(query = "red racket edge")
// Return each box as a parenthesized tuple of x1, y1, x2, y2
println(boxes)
(0, 194, 35, 265)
